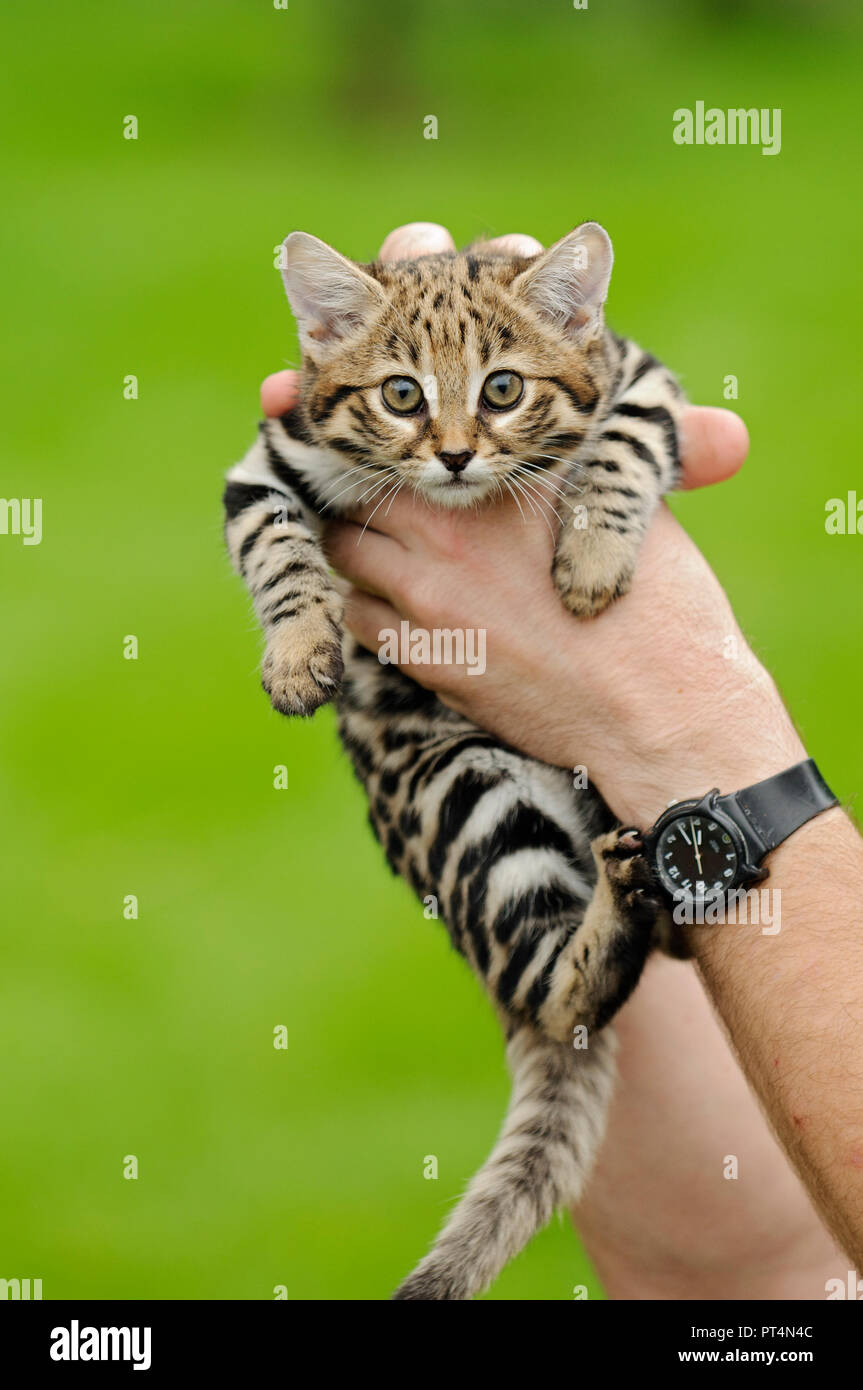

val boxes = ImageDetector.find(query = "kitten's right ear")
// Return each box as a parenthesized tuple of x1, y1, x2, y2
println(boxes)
(513, 222, 613, 341)
(281, 232, 385, 356)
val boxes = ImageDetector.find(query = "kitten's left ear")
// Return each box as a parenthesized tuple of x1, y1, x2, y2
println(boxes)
(281, 231, 386, 356)
(513, 222, 613, 340)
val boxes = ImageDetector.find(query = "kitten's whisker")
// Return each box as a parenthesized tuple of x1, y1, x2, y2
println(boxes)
(508, 457, 570, 486)
(510, 465, 571, 512)
(351, 481, 398, 521)
(508, 473, 563, 534)
(356, 476, 405, 544)
(355, 470, 401, 506)
(529, 453, 587, 477)
(533, 452, 589, 480)
(340, 467, 401, 511)
(384, 477, 407, 515)
(508, 474, 540, 514)
(508, 478, 536, 522)
(322, 467, 397, 505)
(518, 486, 563, 529)
(530, 453, 586, 475)
(320, 464, 399, 511)
(501, 477, 528, 525)
(331, 460, 387, 481)
(512, 464, 585, 507)
(508, 462, 571, 501)
(325, 472, 397, 522)
(507, 476, 543, 525)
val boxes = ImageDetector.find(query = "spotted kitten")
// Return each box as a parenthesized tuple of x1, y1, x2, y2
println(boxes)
(224, 224, 687, 1300)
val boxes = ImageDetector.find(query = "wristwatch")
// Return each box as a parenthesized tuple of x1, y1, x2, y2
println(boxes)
(644, 758, 838, 908)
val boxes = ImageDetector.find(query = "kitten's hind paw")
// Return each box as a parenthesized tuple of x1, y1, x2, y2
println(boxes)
(261, 623, 344, 716)
(594, 826, 662, 926)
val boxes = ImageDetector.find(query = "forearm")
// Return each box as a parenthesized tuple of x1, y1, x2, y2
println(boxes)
(573, 647, 863, 1281)
(692, 807, 863, 1267)
(574, 953, 845, 1299)
(553, 621, 860, 1291)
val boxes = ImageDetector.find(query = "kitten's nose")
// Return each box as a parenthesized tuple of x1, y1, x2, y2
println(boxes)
(437, 450, 474, 474)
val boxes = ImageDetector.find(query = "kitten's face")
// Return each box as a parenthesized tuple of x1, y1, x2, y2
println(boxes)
(282, 226, 616, 508)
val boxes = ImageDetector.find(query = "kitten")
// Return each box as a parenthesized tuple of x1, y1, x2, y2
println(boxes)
(223, 224, 687, 1299)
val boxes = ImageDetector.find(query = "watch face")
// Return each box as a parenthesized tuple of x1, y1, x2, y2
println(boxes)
(655, 813, 740, 900)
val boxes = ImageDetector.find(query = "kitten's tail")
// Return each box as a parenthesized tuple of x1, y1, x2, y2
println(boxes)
(391, 1023, 617, 1301)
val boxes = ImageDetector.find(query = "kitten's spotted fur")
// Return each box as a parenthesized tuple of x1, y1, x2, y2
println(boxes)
(224, 224, 687, 1299)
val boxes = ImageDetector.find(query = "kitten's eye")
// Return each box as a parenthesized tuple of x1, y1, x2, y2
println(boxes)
(381, 376, 424, 414)
(481, 371, 524, 410)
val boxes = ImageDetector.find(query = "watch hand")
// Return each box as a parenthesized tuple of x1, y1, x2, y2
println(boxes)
(691, 818, 703, 875)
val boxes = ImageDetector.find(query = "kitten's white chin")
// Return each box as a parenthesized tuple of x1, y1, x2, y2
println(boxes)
(420, 475, 494, 508)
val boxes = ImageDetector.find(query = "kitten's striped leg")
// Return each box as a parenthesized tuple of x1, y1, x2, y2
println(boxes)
(224, 447, 343, 715)
(538, 825, 665, 1036)
(453, 816, 661, 1044)
(553, 345, 685, 617)
(338, 646, 658, 1040)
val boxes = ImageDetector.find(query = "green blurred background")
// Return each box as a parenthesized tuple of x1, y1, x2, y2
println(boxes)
(1, 0, 861, 1300)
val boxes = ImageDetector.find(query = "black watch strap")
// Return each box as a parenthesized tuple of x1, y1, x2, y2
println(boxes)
(716, 758, 837, 857)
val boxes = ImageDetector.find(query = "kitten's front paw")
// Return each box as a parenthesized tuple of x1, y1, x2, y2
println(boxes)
(261, 619, 344, 716)
(553, 529, 637, 619)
